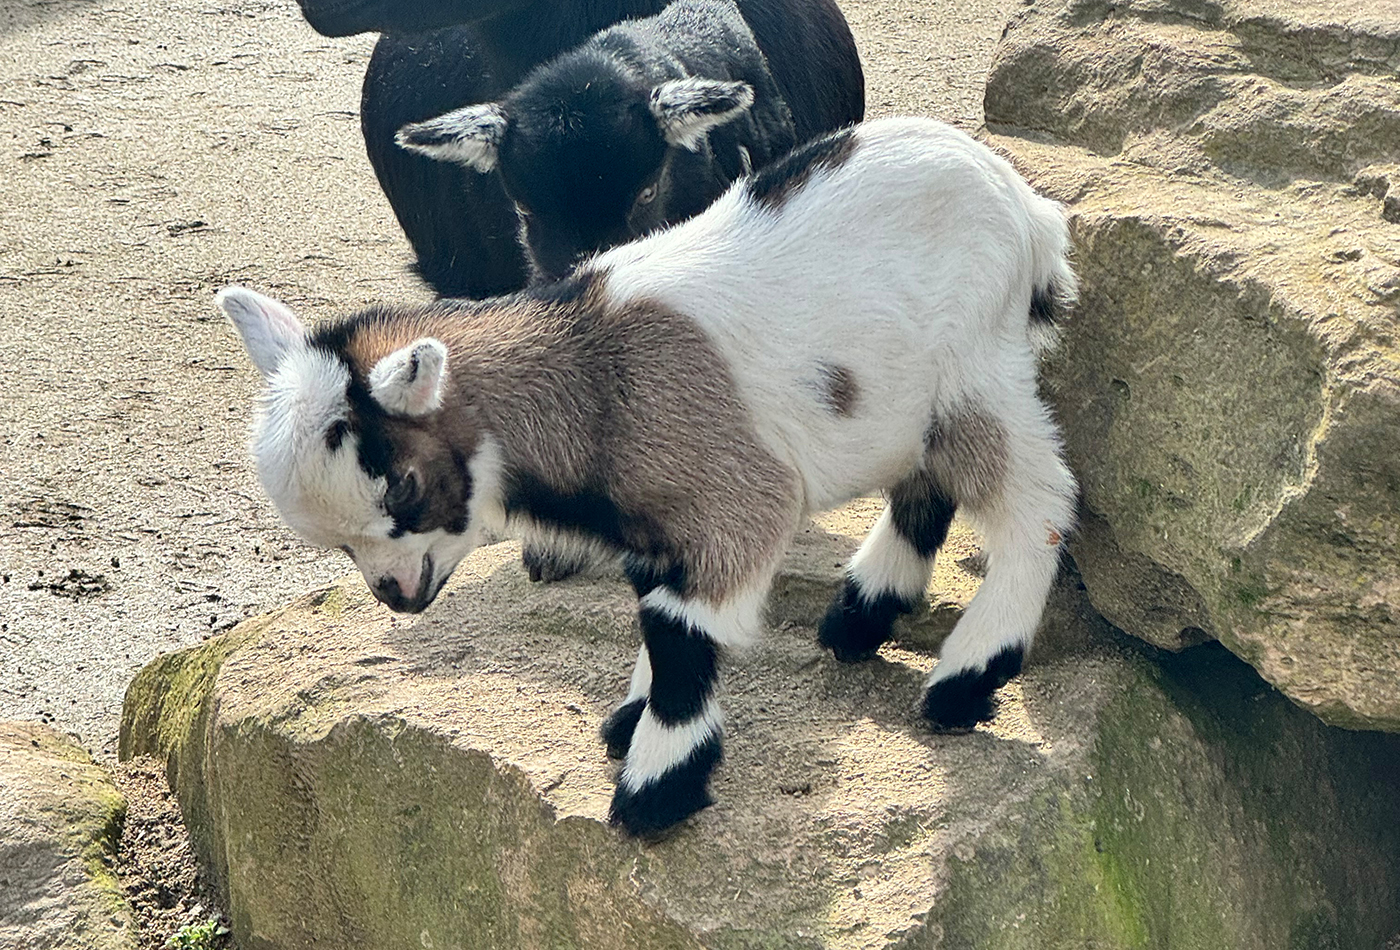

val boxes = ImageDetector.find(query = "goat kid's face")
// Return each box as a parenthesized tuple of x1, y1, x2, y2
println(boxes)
(396, 75, 754, 280)
(218, 288, 486, 615)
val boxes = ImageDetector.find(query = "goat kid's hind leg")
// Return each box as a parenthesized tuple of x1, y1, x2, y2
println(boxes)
(921, 411, 1076, 731)
(819, 474, 956, 662)
(609, 587, 752, 837)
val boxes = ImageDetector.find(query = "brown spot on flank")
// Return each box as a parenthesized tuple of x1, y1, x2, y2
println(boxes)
(816, 362, 859, 416)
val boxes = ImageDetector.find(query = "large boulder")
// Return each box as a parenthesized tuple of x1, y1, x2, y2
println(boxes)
(0, 721, 137, 950)
(120, 527, 1400, 949)
(984, 0, 1400, 731)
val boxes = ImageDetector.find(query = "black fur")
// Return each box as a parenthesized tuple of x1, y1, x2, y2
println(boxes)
(818, 476, 956, 661)
(920, 645, 1025, 731)
(639, 605, 719, 726)
(608, 734, 722, 837)
(505, 471, 635, 549)
(415, 0, 802, 281)
(888, 477, 957, 558)
(623, 556, 687, 598)
(521, 541, 590, 583)
(600, 697, 647, 759)
(818, 581, 913, 662)
(1030, 284, 1061, 326)
(316, 0, 862, 296)
(817, 584, 912, 665)
(747, 126, 856, 211)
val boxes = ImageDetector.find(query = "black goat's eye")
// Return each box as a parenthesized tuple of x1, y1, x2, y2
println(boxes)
(635, 184, 657, 206)
(384, 470, 419, 513)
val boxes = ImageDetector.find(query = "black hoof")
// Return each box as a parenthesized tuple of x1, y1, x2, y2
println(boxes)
(818, 579, 912, 663)
(600, 698, 646, 760)
(921, 645, 1024, 731)
(608, 737, 722, 838)
(522, 542, 584, 583)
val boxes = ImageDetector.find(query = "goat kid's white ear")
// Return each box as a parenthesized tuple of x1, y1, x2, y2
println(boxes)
(395, 103, 509, 173)
(216, 286, 306, 379)
(650, 78, 755, 151)
(368, 338, 449, 416)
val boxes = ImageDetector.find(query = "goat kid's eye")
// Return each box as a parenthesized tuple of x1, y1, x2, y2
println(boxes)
(384, 470, 420, 512)
(635, 184, 657, 206)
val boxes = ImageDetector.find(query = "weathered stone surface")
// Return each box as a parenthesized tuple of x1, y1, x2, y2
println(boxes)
(985, 0, 1400, 730)
(0, 721, 137, 950)
(121, 528, 1400, 949)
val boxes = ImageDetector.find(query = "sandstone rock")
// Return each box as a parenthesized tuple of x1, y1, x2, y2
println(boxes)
(0, 722, 136, 950)
(121, 535, 1400, 949)
(984, 0, 1400, 730)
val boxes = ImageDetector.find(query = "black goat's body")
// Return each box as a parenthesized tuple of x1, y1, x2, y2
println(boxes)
(302, 0, 863, 297)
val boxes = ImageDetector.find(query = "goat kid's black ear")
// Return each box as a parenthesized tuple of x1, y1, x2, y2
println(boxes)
(649, 78, 755, 151)
(368, 338, 449, 416)
(395, 103, 509, 173)
(216, 286, 306, 379)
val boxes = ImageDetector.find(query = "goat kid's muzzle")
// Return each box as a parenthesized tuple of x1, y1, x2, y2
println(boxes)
(369, 553, 446, 614)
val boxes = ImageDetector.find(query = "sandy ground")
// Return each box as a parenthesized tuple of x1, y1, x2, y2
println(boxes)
(0, 0, 1015, 761)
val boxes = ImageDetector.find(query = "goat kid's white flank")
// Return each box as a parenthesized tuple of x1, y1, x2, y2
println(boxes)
(595, 117, 1069, 513)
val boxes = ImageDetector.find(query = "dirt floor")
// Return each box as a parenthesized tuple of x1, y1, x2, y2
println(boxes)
(0, 0, 1013, 762)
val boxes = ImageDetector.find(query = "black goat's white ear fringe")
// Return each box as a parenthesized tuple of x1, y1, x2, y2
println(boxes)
(649, 78, 755, 151)
(395, 103, 509, 173)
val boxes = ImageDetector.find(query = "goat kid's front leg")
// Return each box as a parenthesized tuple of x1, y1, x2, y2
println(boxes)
(601, 646, 650, 760)
(608, 588, 727, 837)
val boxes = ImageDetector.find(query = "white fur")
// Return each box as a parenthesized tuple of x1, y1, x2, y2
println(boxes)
(649, 78, 755, 151)
(395, 103, 509, 173)
(595, 116, 1078, 685)
(222, 295, 508, 607)
(218, 286, 305, 378)
(640, 584, 768, 650)
(847, 508, 935, 601)
(624, 646, 652, 703)
(619, 700, 723, 792)
(368, 338, 448, 416)
(226, 117, 1079, 830)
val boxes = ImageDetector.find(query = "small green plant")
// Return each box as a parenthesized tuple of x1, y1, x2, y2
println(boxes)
(165, 918, 229, 950)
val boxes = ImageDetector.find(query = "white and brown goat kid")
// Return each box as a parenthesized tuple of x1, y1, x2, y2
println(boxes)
(219, 117, 1078, 837)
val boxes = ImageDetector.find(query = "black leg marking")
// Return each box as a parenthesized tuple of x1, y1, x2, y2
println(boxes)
(818, 581, 914, 663)
(623, 556, 686, 599)
(640, 606, 718, 726)
(921, 645, 1025, 732)
(888, 476, 957, 558)
(600, 698, 646, 760)
(608, 735, 722, 838)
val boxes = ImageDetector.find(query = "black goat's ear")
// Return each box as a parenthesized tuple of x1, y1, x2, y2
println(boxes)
(649, 78, 755, 151)
(395, 103, 508, 173)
